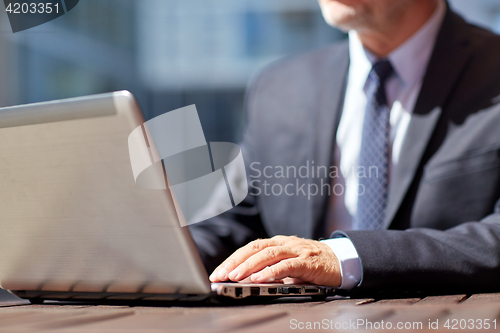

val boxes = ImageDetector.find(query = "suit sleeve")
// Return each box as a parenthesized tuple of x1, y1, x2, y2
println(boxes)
(189, 193, 268, 274)
(188, 74, 269, 274)
(335, 203, 500, 296)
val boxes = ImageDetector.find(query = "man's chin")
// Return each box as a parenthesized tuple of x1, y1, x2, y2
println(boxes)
(320, 2, 363, 31)
(323, 15, 361, 32)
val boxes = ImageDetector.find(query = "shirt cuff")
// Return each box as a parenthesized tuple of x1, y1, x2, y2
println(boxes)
(321, 237, 362, 291)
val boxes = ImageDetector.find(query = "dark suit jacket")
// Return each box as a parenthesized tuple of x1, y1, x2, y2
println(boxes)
(190, 6, 500, 296)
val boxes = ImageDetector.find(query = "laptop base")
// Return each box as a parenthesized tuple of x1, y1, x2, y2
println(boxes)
(12, 283, 335, 305)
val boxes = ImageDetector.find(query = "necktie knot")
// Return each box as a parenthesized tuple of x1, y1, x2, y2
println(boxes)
(370, 60, 394, 85)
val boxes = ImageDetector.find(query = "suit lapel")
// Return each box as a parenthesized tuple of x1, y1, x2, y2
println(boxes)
(309, 42, 350, 238)
(384, 9, 473, 228)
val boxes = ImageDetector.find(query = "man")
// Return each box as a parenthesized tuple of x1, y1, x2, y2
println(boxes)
(190, 0, 500, 296)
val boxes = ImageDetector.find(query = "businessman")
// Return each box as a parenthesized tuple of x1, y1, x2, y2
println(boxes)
(190, 0, 500, 296)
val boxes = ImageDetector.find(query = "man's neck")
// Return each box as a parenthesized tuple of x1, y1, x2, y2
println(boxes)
(357, 0, 441, 58)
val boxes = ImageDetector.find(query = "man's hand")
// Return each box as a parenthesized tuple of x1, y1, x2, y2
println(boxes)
(209, 235, 341, 287)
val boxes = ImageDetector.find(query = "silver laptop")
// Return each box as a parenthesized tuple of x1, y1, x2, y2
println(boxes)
(0, 91, 335, 303)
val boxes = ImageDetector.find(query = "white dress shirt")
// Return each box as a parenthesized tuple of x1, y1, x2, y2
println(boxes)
(322, 0, 446, 290)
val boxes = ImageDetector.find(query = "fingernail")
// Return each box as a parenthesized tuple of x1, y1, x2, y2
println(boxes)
(252, 272, 262, 280)
(210, 267, 221, 281)
(217, 267, 228, 281)
(228, 269, 240, 280)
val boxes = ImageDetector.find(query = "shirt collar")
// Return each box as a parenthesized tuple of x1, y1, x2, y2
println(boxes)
(348, 0, 446, 88)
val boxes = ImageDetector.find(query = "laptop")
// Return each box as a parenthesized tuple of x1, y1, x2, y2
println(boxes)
(0, 91, 335, 304)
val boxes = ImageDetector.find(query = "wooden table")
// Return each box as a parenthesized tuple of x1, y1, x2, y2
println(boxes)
(1, 293, 500, 332)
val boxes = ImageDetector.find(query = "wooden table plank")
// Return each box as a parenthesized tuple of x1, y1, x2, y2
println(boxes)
(367, 298, 421, 306)
(0, 311, 90, 330)
(462, 293, 500, 304)
(314, 297, 376, 308)
(51, 308, 290, 333)
(0, 293, 499, 332)
(416, 294, 467, 305)
(237, 304, 394, 333)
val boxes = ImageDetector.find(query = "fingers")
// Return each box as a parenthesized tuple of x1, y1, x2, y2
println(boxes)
(282, 277, 306, 285)
(210, 236, 341, 286)
(209, 238, 280, 282)
(227, 246, 297, 281)
(250, 258, 306, 283)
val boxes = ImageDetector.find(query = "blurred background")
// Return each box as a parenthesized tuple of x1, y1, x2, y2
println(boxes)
(0, 0, 345, 144)
(0, 0, 499, 143)
(0, 0, 499, 301)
